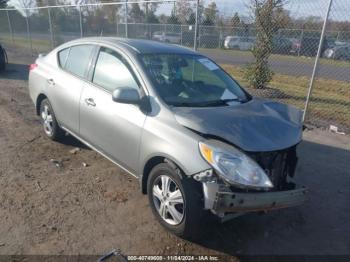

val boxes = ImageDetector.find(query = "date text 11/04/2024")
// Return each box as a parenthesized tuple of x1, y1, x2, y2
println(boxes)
(127, 255, 220, 261)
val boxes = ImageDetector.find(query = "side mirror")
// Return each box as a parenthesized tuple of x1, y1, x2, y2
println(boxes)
(112, 87, 140, 104)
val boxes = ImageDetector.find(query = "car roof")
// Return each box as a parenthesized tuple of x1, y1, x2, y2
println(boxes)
(66, 37, 197, 55)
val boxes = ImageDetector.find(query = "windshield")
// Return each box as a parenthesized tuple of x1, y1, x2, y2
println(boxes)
(140, 54, 250, 107)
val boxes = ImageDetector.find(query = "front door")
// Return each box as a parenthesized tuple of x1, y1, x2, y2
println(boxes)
(79, 47, 147, 175)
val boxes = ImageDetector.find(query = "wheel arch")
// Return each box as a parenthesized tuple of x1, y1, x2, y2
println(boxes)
(36, 93, 48, 115)
(141, 155, 186, 194)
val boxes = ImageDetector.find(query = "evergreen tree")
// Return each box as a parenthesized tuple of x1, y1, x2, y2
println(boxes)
(245, 0, 285, 89)
(129, 3, 144, 23)
(231, 12, 241, 28)
(202, 2, 218, 26)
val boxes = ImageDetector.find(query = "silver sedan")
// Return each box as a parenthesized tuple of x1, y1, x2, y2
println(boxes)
(28, 37, 307, 238)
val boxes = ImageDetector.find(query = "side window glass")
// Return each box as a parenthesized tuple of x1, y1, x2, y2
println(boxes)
(58, 48, 70, 68)
(65, 45, 94, 78)
(93, 47, 139, 92)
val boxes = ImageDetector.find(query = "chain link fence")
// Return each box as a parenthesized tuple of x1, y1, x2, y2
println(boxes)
(304, 0, 350, 131)
(0, 0, 349, 132)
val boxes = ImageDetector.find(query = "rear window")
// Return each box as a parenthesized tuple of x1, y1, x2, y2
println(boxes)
(58, 48, 69, 68)
(58, 44, 94, 78)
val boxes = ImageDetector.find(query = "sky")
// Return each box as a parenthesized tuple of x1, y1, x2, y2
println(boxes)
(215, 0, 350, 22)
(157, 0, 350, 22)
(6, 0, 350, 22)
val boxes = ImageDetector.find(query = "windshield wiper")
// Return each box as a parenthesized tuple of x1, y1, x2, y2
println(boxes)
(197, 98, 245, 107)
(225, 97, 250, 103)
(168, 98, 244, 107)
(221, 98, 243, 103)
(167, 102, 200, 107)
(193, 100, 233, 107)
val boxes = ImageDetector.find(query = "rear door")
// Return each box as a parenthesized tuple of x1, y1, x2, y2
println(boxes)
(49, 44, 95, 134)
(79, 46, 147, 175)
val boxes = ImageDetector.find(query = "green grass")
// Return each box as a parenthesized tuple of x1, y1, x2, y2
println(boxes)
(221, 64, 350, 129)
(0, 36, 51, 53)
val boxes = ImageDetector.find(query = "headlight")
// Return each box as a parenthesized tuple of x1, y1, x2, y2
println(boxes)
(199, 142, 273, 189)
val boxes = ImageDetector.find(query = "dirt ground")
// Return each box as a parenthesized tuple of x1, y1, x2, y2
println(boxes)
(0, 49, 349, 259)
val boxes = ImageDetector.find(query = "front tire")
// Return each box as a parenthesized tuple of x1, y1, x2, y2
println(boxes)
(39, 98, 64, 141)
(147, 163, 204, 239)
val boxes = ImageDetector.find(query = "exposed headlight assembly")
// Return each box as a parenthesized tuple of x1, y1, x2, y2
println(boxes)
(199, 142, 273, 189)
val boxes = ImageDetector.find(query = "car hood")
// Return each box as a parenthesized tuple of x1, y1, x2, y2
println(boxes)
(171, 97, 303, 152)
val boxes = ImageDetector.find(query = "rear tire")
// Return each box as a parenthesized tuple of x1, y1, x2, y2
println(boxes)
(147, 163, 204, 239)
(39, 98, 64, 141)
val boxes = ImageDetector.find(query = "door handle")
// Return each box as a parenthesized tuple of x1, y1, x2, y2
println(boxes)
(47, 78, 55, 86)
(85, 98, 96, 107)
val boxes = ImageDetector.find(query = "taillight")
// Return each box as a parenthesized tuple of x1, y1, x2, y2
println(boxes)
(29, 63, 37, 71)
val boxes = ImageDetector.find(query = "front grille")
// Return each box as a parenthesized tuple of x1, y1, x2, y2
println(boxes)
(247, 146, 298, 190)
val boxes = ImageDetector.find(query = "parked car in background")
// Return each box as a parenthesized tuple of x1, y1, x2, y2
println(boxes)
(290, 36, 334, 57)
(290, 38, 301, 55)
(28, 38, 307, 238)
(224, 36, 255, 50)
(198, 33, 221, 48)
(272, 37, 292, 55)
(323, 44, 350, 61)
(152, 31, 181, 44)
(180, 32, 221, 48)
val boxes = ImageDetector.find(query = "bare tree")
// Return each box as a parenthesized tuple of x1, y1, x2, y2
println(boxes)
(8, 0, 36, 17)
(176, 0, 193, 24)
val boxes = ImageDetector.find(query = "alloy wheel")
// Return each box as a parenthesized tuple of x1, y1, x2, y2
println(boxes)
(152, 175, 184, 225)
(41, 104, 53, 136)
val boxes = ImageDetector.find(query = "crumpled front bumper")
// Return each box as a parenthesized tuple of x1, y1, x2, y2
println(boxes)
(213, 187, 308, 213)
